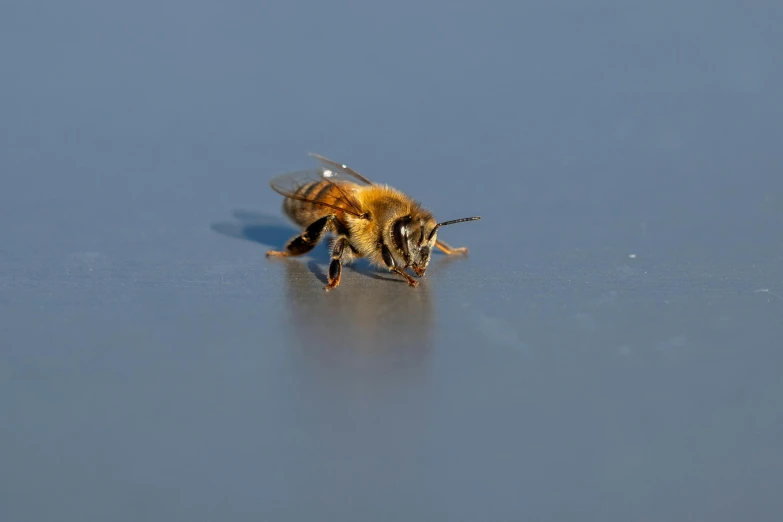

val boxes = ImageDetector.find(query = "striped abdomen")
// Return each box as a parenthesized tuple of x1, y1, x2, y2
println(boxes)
(282, 180, 359, 228)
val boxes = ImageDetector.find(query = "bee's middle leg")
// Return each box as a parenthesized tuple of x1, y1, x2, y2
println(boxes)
(324, 236, 348, 291)
(266, 215, 336, 258)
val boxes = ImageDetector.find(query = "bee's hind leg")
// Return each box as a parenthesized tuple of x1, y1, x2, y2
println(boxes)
(324, 236, 348, 291)
(266, 215, 337, 258)
(435, 239, 469, 255)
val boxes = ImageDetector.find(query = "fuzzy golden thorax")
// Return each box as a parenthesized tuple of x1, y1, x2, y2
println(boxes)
(341, 185, 430, 272)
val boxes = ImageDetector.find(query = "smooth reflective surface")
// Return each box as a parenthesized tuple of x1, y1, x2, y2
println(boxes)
(2, 1, 783, 521)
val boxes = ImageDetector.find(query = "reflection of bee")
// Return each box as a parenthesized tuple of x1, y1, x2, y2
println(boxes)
(266, 154, 480, 290)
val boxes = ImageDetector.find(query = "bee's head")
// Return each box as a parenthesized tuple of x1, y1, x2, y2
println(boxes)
(391, 214, 435, 276)
(391, 213, 480, 277)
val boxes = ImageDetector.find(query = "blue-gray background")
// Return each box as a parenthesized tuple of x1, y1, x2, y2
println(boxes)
(2, 1, 782, 520)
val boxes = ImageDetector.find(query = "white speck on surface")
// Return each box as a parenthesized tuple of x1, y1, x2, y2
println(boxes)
(756, 288, 783, 301)
(628, 254, 636, 259)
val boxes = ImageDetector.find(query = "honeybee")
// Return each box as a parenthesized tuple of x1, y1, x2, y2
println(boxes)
(266, 153, 480, 290)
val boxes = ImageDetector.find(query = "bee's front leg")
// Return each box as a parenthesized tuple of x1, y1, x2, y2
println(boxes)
(435, 239, 469, 255)
(393, 268, 419, 287)
(380, 243, 419, 287)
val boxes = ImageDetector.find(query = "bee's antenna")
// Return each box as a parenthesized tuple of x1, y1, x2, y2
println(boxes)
(429, 216, 481, 240)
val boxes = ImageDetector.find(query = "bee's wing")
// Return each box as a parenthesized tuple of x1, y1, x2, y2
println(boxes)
(308, 153, 375, 186)
(269, 167, 367, 218)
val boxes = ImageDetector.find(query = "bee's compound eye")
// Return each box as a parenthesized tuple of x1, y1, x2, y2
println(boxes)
(392, 219, 410, 259)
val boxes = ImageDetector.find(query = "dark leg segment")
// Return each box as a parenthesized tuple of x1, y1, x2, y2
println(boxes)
(324, 237, 347, 291)
(266, 215, 337, 258)
(380, 243, 419, 287)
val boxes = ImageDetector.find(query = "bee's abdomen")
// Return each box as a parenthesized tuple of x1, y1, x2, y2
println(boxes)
(283, 180, 346, 226)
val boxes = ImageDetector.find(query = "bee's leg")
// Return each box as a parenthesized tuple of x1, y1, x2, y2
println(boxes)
(435, 239, 469, 255)
(266, 215, 337, 257)
(392, 267, 419, 287)
(381, 243, 419, 287)
(324, 236, 348, 291)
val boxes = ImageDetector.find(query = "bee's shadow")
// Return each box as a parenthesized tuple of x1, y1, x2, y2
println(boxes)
(210, 210, 401, 284)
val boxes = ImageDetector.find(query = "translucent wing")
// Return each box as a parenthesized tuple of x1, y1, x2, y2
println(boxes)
(269, 162, 369, 218)
(308, 153, 375, 186)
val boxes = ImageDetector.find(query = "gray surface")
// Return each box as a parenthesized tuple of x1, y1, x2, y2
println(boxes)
(2, 1, 783, 520)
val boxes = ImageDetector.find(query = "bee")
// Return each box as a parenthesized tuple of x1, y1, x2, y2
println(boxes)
(265, 153, 480, 291)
